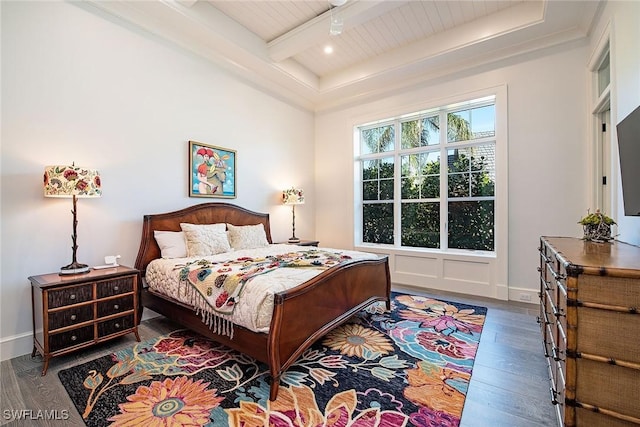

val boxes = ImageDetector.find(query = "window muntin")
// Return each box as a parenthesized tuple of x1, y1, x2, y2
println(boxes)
(358, 96, 496, 252)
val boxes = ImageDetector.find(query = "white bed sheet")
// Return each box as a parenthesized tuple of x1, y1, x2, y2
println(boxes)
(145, 244, 378, 333)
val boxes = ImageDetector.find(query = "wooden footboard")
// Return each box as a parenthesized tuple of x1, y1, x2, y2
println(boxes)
(268, 256, 390, 399)
(135, 203, 391, 400)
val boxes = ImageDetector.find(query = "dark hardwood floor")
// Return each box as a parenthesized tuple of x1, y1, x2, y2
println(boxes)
(0, 285, 556, 426)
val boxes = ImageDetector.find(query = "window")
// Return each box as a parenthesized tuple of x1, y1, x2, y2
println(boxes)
(357, 96, 496, 252)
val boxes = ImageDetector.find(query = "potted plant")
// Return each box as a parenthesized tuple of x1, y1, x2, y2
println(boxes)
(578, 210, 616, 242)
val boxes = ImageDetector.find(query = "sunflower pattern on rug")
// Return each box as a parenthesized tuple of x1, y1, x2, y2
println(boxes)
(58, 293, 487, 427)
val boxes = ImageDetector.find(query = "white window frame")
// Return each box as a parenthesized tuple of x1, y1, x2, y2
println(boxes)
(353, 86, 508, 300)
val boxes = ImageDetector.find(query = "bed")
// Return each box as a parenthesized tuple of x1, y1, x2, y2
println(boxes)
(134, 202, 391, 400)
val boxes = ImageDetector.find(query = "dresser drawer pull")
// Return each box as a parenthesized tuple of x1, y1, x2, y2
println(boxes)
(71, 335, 77, 342)
(70, 314, 77, 321)
(69, 294, 76, 300)
(552, 346, 564, 362)
(113, 304, 120, 310)
(114, 323, 121, 329)
(113, 286, 119, 291)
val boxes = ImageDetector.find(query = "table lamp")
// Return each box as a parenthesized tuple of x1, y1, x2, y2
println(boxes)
(44, 164, 102, 275)
(282, 187, 304, 243)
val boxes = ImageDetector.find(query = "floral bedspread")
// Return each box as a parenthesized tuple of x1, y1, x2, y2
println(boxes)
(145, 244, 378, 336)
(179, 249, 352, 316)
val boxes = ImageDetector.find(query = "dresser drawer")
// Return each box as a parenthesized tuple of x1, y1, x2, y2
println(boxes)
(577, 308, 640, 363)
(48, 305, 93, 330)
(47, 284, 93, 308)
(97, 276, 134, 298)
(49, 325, 94, 352)
(575, 358, 640, 420)
(97, 295, 134, 318)
(98, 315, 134, 338)
(578, 274, 640, 308)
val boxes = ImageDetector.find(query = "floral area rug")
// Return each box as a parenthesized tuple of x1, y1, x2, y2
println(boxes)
(58, 292, 487, 427)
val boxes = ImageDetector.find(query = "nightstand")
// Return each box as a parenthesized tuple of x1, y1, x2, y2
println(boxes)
(29, 266, 141, 375)
(277, 240, 319, 247)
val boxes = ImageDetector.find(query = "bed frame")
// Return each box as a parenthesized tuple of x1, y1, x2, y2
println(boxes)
(134, 202, 391, 400)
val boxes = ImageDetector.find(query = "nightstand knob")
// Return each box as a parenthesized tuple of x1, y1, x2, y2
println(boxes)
(113, 304, 119, 310)
(70, 314, 77, 321)
(113, 286, 119, 291)
(114, 323, 120, 329)
(69, 294, 76, 300)
(71, 335, 77, 341)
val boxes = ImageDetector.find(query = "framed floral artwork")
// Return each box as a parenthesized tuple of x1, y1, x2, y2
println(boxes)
(189, 141, 236, 198)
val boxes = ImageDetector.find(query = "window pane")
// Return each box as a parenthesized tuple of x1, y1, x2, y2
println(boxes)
(363, 181, 378, 200)
(402, 202, 439, 248)
(448, 173, 469, 197)
(401, 116, 439, 148)
(471, 172, 494, 196)
(421, 175, 439, 198)
(598, 51, 610, 95)
(361, 125, 395, 154)
(361, 157, 395, 200)
(401, 152, 440, 199)
(363, 203, 394, 244)
(362, 159, 378, 180)
(448, 105, 495, 142)
(380, 179, 394, 200)
(379, 157, 394, 179)
(448, 201, 494, 250)
(448, 145, 494, 198)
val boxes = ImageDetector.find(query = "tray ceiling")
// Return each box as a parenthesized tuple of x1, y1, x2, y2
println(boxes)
(84, 0, 602, 111)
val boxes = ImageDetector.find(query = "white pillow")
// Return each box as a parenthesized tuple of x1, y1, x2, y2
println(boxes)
(153, 231, 187, 259)
(226, 223, 270, 250)
(180, 223, 231, 256)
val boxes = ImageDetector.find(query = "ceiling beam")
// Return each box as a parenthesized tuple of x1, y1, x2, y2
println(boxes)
(267, 0, 406, 63)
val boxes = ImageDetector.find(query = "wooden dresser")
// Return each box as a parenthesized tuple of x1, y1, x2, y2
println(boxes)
(30, 266, 141, 375)
(538, 237, 640, 427)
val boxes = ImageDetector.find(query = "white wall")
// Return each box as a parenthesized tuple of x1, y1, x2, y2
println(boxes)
(315, 41, 591, 299)
(0, 1, 314, 360)
(601, 1, 640, 246)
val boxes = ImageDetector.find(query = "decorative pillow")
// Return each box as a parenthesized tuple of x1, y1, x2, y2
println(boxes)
(227, 223, 269, 250)
(180, 223, 231, 256)
(153, 231, 187, 259)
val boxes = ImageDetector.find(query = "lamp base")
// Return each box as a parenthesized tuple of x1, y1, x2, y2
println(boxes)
(59, 262, 91, 275)
(288, 237, 301, 244)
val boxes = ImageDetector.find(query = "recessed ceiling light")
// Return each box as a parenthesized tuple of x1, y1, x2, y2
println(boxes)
(324, 45, 334, 54)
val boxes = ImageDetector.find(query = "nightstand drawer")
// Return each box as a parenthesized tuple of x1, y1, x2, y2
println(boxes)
(97, 295, 133, 317)
(48, 284, 93, 308)
(48, 305, 94, 330)
(49, 325, 94, 352)
(97, 277, 134, 298)
(98, 315, 134, 337)
(30, 266, 141, 375)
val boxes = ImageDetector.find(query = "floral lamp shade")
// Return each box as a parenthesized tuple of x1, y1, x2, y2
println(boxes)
(44, 164, 101, 275)
(44, 165, 102, 198)
(282, 187, 304, 205)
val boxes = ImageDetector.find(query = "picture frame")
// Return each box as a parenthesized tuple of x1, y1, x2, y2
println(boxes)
(189, 141, 236, 198)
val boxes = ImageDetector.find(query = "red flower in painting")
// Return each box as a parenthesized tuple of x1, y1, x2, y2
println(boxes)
(94, 175, 101, 187)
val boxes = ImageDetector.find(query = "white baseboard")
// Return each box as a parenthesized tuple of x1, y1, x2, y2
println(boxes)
(0, 331, 33, 362)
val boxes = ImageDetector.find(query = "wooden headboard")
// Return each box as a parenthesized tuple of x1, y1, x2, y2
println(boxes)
(134, 203, 272, 275)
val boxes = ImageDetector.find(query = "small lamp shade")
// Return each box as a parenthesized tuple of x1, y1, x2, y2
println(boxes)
(283, 187, 304, 243)
(44, 165, 102, 198)
(44, 164, 101, 275)
(282, 187, 304, 205)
